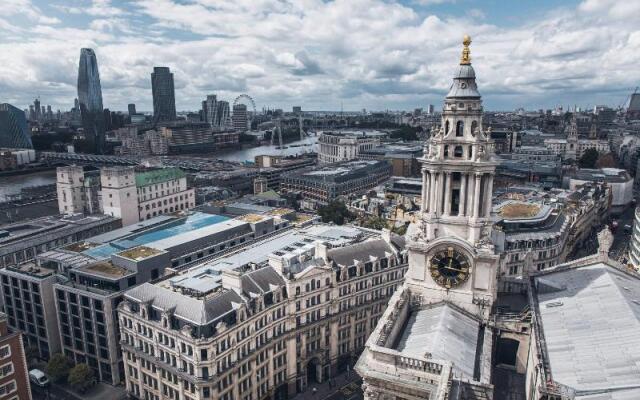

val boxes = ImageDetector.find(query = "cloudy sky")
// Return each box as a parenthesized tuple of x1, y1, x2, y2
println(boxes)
(1, 0, 639, 113)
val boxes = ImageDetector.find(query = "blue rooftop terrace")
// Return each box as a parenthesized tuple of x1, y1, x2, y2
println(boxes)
(83, 212, 230, 260)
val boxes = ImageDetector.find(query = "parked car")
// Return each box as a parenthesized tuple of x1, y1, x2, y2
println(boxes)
(29, 369, 49, 387)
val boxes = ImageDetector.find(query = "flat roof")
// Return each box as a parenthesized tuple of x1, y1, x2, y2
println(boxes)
(79, 261, 133, 278)
(533, 263, 640, 397)
(83, 212, 230, 259)
(118, 246, 163, 261)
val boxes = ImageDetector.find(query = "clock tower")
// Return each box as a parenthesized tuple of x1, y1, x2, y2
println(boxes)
(406, 35, 500, 319)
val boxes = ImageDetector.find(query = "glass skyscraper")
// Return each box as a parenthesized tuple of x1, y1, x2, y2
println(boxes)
(151, 67, 177, 123)
(77, 48, 106, 154)
(0, 103, 33, 149)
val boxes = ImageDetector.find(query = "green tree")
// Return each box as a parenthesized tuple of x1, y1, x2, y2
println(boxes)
(46, 353, 71, 383)
(361, 216, 388, 230)
(317, 200, 353, 225)
(68, 364, 95, 393)
(578, 148, 599, 168)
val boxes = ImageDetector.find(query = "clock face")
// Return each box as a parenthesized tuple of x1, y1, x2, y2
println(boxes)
(429, 246, 471, 289)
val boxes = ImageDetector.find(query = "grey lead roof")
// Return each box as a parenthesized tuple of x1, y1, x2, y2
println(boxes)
(329, 238, 395, 266)
(534, 263, 640, 397)
(125, 283, 244, 325)
(241, 267, 286, 297)
(394, 303, 480, 379)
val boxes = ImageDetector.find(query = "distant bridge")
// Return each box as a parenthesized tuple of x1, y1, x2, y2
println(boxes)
(40, 152, 140, 167)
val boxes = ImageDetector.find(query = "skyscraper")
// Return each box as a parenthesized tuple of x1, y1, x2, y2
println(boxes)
(151, 67, 176, 123)
(128, 103, 136, 116)
(203, 94, 217, 127)
(77, 48, 106, 154)
(232, 103, 248, 132)
(33, 98, 40, 121)
(0, 103, 33, 149)
(215, 100, 230, 128)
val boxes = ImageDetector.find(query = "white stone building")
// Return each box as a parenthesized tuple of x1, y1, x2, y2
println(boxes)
(118, 224, 408, 400)
(101, 167, 195, 226)
(317, 131, 384, 164)
(356, 35, 499, 400)
(57, 166, 101, 215)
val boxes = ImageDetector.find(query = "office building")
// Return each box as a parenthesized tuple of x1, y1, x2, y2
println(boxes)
(317, 131, 385, 164)
(280, 160, 392, 209)
(216, 100, 231, 129)
(151, 67, 177, 123)
(0, 104, 32, 149)
(0, 313, 31, 399)
(232, 104, 248, 132)
(100, 167, 195, 226)
(567, 168, 633, 212)
(0, 214, 120, 268)
(119, 224, 407, 399)
(77, 48, 106, 154)
(57, 166, 101, 215)
(203, 95, 217, 128)
(128, 104, 137, 116)
(628, 206, 640, 270)
(356, 35, 498, 399)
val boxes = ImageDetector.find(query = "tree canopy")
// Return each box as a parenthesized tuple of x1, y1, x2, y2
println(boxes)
(46, 353, 71, 383)
(68, 364, 95, 393)
(578, 148, 599, 168)
(317, 200, 353, 225)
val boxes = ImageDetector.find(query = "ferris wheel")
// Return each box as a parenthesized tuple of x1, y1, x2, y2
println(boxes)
(233, 94, 256, 114)
(232, 94, 257, 130)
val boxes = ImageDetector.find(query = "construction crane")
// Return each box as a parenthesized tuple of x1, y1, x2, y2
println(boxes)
(619, 86, 639, 109)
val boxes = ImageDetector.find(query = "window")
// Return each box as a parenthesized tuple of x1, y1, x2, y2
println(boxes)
(0, 345, 10, 359)
(0, 362, 13, 378)
(0, 380, 16, 396)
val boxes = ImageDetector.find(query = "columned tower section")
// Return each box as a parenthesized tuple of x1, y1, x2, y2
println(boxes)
(420, 35, 498, 244)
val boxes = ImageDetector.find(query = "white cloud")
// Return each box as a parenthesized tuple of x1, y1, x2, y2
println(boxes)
(0, 0, 639, 112)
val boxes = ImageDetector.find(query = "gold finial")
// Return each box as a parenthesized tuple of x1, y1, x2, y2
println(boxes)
(461, 34, 472, 65)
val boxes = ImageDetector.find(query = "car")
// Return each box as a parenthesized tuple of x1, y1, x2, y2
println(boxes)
(29, 369, 49, 387)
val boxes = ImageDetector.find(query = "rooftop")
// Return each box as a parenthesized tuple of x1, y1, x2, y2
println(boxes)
(532, 262, 640, 398)
(118, 246, 163, 261)
(79, 261, 133, 278)
(7, 261, 56, 278)
(135, 167, 185, 187)
(394, 303, 480, 379)
(573, 168, 632, 184)
(498, 202, 541, 219)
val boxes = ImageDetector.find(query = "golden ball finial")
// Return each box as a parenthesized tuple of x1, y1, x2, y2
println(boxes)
(460, 34, 472, 65)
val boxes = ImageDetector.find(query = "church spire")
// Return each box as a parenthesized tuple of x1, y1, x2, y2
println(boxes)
(460, 34, 472, 65)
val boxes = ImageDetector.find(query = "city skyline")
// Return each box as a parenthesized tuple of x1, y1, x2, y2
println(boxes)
(1, 0, 639, 112)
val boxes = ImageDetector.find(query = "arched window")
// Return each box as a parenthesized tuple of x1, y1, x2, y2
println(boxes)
(454, 146, 463, 158)
(445, 120, 450, 135)
(471, 120, 478, 135)
(444, 145, 449, 157)
(456, 121, 464, 137)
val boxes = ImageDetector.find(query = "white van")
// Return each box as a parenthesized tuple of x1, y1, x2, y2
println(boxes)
(29, 369, 50, 387)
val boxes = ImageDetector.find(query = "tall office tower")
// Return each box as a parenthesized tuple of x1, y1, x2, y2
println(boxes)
(232, 103, 248, 132)
(33, 98, 40, 121)
(216, 100, 231, 128)
(28, 105, 35, 121)
(200, 100, 207, 122)
(77, 48, 106, 154)
(0, 103, 33, 149)
(151, 67, 177, 122)
(128, 103, 136, 116)
(47, 105, 52, 120)
(203, 94, 217, 127)
(428, 104, 435, 114)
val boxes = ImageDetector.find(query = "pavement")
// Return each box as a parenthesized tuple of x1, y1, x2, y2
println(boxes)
(31, 382, 127, 400)
(293, 370, 363, 400)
